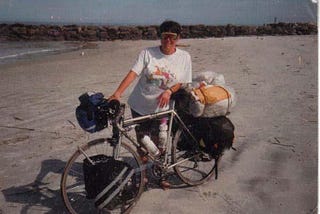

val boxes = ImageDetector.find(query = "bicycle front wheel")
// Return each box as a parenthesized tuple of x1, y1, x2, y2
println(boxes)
(172, 128, 217, 186)
(61, 138, 145, 214)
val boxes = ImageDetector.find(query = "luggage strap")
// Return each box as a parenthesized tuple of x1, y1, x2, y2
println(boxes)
(214, 157, 219, 180)
(95, 166, 135, 209)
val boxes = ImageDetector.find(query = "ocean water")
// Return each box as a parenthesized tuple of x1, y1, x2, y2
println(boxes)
(0, 42, 83, 65)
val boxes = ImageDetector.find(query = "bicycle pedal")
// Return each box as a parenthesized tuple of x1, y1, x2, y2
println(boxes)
(160, 180, 171, 190)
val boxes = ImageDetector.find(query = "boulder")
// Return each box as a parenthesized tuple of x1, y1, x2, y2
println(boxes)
(190, 25, 209, 38)
(143, 27, 158, 40)
(119, 26, 142, 40)
(98, 31, 109, 41)
(181, 25, 190, 38)
(107, 27, 119, 40)
(226, 24, 235, 36)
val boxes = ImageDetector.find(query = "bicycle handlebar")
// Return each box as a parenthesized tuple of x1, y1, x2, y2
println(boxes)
(106, 99, 125, 130)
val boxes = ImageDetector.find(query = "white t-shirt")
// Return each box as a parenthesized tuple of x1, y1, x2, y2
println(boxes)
(128, 46, 192, 115)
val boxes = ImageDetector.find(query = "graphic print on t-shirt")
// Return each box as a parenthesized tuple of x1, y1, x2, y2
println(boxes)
(146, 65, 177, 90)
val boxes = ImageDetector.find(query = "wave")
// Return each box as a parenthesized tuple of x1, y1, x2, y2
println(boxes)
(0, 42, 83, 64)
(0, 46, 81, 60)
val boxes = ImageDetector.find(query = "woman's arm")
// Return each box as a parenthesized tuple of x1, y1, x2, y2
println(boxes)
(109, 70, 137, 100)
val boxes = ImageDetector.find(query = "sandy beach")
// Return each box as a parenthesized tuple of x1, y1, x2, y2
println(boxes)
(0, 35, 317, 213)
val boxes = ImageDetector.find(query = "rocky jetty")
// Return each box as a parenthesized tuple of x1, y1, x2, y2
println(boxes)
(0, 22, 317, 41)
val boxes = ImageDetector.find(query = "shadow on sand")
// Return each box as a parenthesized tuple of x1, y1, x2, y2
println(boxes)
(2, 159, 68, 213)
(2, 158, 189, 213)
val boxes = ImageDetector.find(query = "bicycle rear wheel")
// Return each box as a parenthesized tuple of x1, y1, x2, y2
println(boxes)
(172, 128, 217, 186)
(61, 138, 145, 214)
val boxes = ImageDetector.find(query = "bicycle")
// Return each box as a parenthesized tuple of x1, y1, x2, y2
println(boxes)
(60, 99, 221, 214)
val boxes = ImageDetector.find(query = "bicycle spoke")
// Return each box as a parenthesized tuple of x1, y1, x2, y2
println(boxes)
(172, 129, 216, 185)
(66, 183, 85, 192)
(69, 168, 84, 177)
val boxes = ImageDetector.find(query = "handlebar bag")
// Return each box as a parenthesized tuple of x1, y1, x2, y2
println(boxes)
(83, 155, 136, 210)
(75, 92, 110, 133)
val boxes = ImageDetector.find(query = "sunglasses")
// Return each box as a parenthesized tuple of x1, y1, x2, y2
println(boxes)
(161, 32, 178, 40)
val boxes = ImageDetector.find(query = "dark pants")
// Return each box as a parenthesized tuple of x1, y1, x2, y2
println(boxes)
(130, 109, 161, 144)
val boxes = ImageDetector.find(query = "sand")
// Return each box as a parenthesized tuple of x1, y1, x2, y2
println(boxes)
(0, 35, 317, 214)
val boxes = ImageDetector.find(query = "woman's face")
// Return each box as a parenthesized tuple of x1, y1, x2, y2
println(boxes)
(160, 32, 179, 54)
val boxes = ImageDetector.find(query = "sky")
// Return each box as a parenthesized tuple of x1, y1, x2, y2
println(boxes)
(0, 0, 317, 26)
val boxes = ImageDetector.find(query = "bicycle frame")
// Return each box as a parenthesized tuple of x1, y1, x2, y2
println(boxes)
(61, 100, 221, 214)
(112, 101, 199, 171)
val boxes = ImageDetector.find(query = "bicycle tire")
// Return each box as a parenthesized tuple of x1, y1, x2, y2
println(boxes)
(172, 128, 217, 186)
(61, 138, 145, 214)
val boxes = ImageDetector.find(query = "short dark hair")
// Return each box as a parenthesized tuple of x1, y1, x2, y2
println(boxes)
(159, 20, 182, 35)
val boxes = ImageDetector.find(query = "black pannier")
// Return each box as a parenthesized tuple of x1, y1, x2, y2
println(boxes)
(192, 116, 235, 157)
(172, 89, 235, 158)
(176, 115, 235, 158)
(83, 155, 135, 210)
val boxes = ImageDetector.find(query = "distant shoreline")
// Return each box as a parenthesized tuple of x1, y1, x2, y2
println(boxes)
(0, 22, 317, 41)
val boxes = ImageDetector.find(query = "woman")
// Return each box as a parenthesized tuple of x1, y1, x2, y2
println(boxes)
(109, 20, 192, 188)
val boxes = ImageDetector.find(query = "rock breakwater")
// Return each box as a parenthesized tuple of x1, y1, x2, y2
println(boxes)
(0, 22, 317, 41)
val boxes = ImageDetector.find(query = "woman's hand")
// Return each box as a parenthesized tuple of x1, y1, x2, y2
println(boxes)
(108, 92, 121, 101)
(157, 89, 172, 108)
